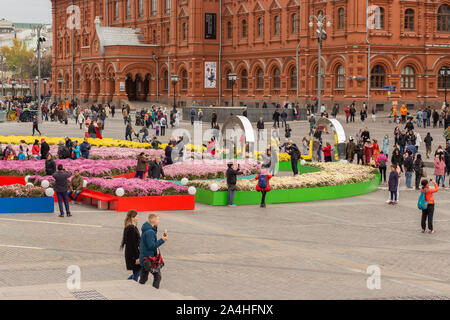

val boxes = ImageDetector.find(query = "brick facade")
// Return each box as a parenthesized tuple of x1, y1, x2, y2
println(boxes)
(52, 0, 450, 109)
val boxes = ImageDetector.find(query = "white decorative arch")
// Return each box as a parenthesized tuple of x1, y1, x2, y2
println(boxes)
(312, 117, 347, 160)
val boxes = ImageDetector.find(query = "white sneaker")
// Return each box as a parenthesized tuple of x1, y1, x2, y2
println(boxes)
(385, 200, 391, 203)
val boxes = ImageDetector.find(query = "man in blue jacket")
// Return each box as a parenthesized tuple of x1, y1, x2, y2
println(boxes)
(139, 214, 168, 288)
(80, 138, 91, 159)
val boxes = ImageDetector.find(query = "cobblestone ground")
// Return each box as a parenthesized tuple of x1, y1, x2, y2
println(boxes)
(0, 112, 449, 299)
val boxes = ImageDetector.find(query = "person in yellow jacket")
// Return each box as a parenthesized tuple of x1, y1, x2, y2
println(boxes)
(400, 104, 408, 123)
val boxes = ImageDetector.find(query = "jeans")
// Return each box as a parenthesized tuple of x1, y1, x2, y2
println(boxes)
(399, 145, 405, 155)
(68, 190, 82, 201)
(281, 119, 287, 128)
(134, 171, 144, 179)
(141, 133, 148, 142)
(32, 126, 41, 136)
(227, 187, 236, 205)
(435, 175, 445, 187)
(390, 191, 397, 201)
(291, 159, 299, 175)
(415, 172, 422, 189)
(90, 133, 96, 139)
(260, 190, 267, 206)
(379, 166, 386, 183)
(421, 203, 434, 231)
(128, 269, 140, 282)
(139, 267, 161, 289)
(56, 191, 70, 215)
(405, 171, 413, 188)
(123, 117, 128, 125)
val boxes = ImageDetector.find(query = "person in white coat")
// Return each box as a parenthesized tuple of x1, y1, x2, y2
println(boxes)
(415, 132, 422, 153)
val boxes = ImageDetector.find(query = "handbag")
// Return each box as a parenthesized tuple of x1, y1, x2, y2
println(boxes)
(143, 250, 164, 273)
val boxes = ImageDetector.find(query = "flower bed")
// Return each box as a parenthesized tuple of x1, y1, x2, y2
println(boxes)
(0, 135, 155, 149)
(0, 159, 137, 177)
(0, 184, 53, 213)
(188, 162, 377, 192)
(85, 177, 188, 197)
(163, 159, 260, 180)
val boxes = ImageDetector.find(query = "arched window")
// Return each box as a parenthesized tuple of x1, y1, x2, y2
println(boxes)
(374, 7, 385, 30)
(291, 14, 298, 34)
(114, 1, 119, 21)
(126, 0, 131, 20)
(437, 5, 450, 32)
(182, 23, 188, 41)
(163, 70, 169, 90)
(438, 66, 450, 89)
(336, 65, 345, 89)
(401, 66, 415, 89)
(227, 21, 233, 40)
(241, 20, 248, 38)
(256, 68, 264, 90)
(226, 70, 233, 89)
(257, 17, 264, 38)
(165, 0, 171, 14)
(404, 9, 414, 31)
(181, 70, 188, 90)
(241, 69, 248, 90)
(338, 8, 345, 30)
(273, 68, 281, 89)
(151, 0, 157, 16)
(274, 16, 280, 36)
(370, 65, 385, 88)
(289, 67, 297, 89)
(138, 0, 144, 18)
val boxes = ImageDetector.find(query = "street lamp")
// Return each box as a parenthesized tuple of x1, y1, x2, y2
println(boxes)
(439, 66, 450, 107)
(171, 74, 179, 111)
(228, 73, 237, 107)
(309, 12, 331, 114)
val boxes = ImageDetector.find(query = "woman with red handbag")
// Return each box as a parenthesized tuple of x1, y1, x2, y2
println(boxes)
(139, 213, 168, 288)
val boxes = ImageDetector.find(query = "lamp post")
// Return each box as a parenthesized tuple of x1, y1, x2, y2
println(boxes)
(57, 78, 63, 100)
(33, 78, 38, 100)
(11, 79, 16, 99)
(171, 74, 179, 112)
(34, 24, 46, 114)
(309, 12, 331, 114)
(0, 55, 4, 97)
(440, 66, 450, 107)
(228, 73, 237, 107)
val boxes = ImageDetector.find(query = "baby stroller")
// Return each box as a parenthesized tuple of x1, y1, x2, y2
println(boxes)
(135, 113, 144, 126)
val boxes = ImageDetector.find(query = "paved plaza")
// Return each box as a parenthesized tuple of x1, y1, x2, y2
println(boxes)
(0, 112, 449, 300)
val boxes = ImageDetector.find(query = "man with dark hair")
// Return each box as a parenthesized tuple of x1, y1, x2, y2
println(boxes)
(226, 163, 242, 207)
(52, 164, 72, 217)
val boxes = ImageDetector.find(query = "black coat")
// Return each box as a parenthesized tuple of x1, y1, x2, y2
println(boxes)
(122, 225, 141, 271)
(226, 168, 242, 187)
(45, 159, 56, 176)
(41, 142, 50, 159)
(149, 161, 165, 179)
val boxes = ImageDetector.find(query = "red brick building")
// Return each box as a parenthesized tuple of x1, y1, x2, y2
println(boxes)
(51, 0, 450, 109)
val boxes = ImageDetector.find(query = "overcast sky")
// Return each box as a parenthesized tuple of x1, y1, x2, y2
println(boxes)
(0, 0, 52, 24)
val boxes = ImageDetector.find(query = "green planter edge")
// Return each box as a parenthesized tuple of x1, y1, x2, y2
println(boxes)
(195, 174, 381, 206)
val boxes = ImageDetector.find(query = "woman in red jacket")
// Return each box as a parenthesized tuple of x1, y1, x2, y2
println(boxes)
(322, 142, 332, 162)
(255, 165, 273, 208)
(31, 139, 40, 159)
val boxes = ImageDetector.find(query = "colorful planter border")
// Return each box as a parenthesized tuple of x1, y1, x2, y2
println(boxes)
(0, 197, 54, 213)
(194, 174, 381, 206)
(109, 194, 195, 212)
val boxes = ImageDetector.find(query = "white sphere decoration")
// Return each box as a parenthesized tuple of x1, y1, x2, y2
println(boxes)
(300, 160, 306, 166)
(83, 180, 87, 188)
(40, 180, 50, 188)
(24, 175, 30, 183)
(188, 186, 197, 195)
(210, 183, 219, 192)
(45, 188, 54, 197)
(26, 182, 34, 187)
(340, 159, 348, 164)
(115, 187, 125, 197)
(181, 178, 189, 186)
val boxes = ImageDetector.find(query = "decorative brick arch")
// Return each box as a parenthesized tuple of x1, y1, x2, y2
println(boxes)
(370, 55, 395, 74)
(431, 55, 450, 73)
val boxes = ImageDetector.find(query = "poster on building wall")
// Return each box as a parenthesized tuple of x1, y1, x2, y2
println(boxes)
(205, 62, 217, 89)
(205, 13, 217, 39)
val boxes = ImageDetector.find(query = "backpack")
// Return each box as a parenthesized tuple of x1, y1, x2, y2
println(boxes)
(258, 172, 268, 189)
(379, 157, 386, 168)
(417, 188, 429, 211)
